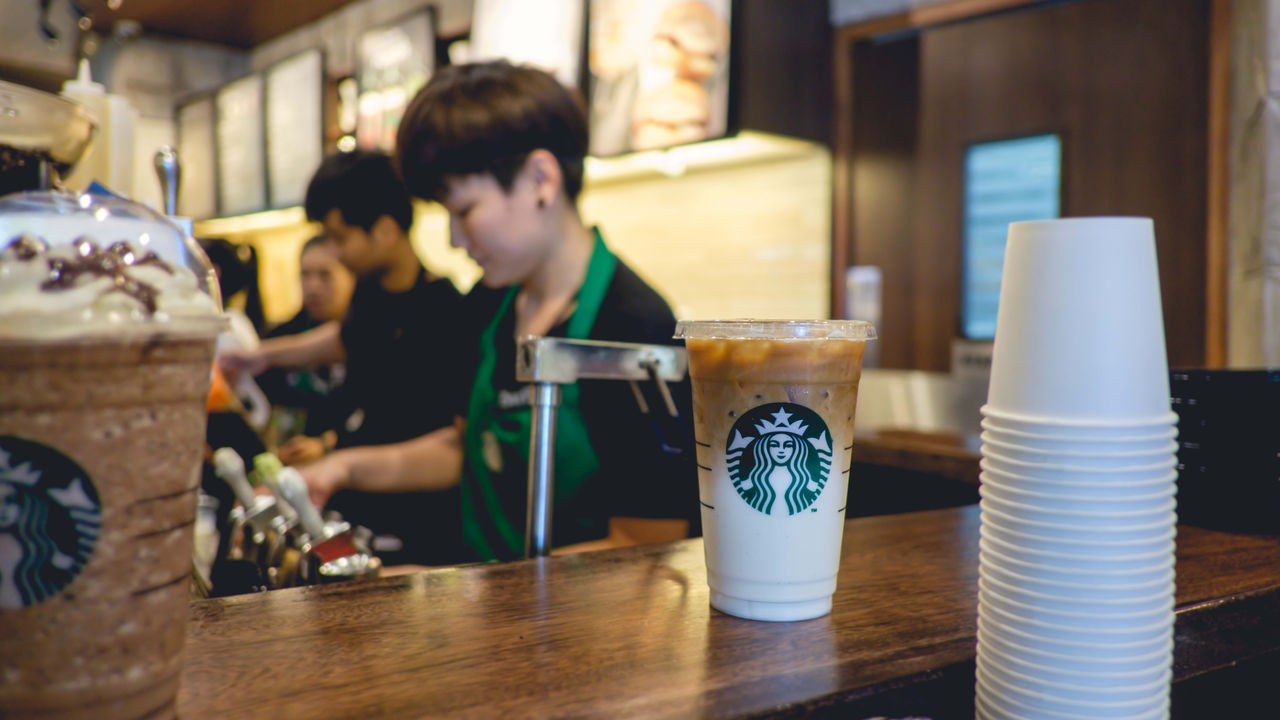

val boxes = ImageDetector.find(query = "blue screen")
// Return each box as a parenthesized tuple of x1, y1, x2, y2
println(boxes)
(962, 134, 1061, 339)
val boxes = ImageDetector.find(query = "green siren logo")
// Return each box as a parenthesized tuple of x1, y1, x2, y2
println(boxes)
(726, 404, 833, 515)
(0, 436, 101, 609)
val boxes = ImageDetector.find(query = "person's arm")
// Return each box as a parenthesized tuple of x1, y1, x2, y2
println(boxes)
(298, 423, 464, 508)
(219, 321, 345, 377)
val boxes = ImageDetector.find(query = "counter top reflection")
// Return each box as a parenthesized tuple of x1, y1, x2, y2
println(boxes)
(178, 506, 1280, 719)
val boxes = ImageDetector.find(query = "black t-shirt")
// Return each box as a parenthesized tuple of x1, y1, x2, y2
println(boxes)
(256, 310, 348, 437)
(462, 259, 699, 558)
(329, 267, 473, 565)
(338, 269, 469, 447)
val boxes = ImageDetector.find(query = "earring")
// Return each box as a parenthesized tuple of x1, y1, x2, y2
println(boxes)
(537, 198, 546, 209)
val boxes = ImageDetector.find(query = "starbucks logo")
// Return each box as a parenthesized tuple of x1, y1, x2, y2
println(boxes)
(726, 404, 833, 516)
(0, 436, 101, 609)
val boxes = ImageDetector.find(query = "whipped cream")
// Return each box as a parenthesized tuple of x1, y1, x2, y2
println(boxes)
(0, 235, 223, 339)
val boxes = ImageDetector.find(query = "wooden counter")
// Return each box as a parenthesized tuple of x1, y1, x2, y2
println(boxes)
(178, 506, 1280, 719)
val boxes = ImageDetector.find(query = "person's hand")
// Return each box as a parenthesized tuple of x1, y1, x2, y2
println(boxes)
(297, 453, 351, 509)
(277, 435, 327, 466)
(217, 349, 269, 382)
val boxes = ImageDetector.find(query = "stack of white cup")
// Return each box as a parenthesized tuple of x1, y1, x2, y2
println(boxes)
(975, 218, 1178, 720)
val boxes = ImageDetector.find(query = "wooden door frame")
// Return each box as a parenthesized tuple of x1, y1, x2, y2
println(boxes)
(831, 0, 1231, 367)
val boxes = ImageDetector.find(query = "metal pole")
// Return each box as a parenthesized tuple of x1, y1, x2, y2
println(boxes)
(526, 382, 561, 558)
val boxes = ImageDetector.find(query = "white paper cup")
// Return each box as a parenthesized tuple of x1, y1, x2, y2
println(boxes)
(984, 217, 1170, 423)
(978, 604, 1174, 658)
(980, 569, 1172, 614)
(979, 491, 1177, 527)
(983, 447, 1177, 476)
(977, 668, 1169, 718)
(981, 416, 1178, 449)
(982, 405, 1179, 436)
(977, 657, 1171, 718)
(981, 502, 1175, 541)
(977, 682, 1170, 720)
(981, 434, 1180, 467)
(981, 551, 1175, 599)
(980, 464, 1178, 496)
(981, 456, 1175, 486)
(980, 596, 1171, 646)
(980, 474, 1175, 512)
(980, 584, 1172, 631)
(979, 526, 1176, 568)
(978, 644, 1172, 701)
(675, 320, 876, 621)
(979, 618, 1174, 674)
(980, 536, 1175, 584)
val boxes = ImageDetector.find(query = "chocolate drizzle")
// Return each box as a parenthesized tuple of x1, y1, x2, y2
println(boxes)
(5, 234, 48, 260)
(6, 234, 176, 315)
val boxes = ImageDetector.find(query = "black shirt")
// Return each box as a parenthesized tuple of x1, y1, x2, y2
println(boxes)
(338, 269, 469, 447)
(329, 267, 472, 565)
(256, 309, 348, 437)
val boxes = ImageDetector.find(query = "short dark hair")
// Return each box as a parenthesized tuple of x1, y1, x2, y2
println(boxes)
(396, 60, 588, 203)
(304, 150, 414, 232)
(300, 233, 335, 258)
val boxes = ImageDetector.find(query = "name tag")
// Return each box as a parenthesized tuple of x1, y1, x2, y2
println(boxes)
(496, 386, 531, 410)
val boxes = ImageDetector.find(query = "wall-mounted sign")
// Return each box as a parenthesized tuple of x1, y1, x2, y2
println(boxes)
(357, 9, 436, 153)
(266, 49, 325, 209)
(469, 0, 585, 89)
(215, 73, 267, 217)
(588, 0, 732, 157)
(176, 94, 217, 220)
(961, 133, 1062, 340)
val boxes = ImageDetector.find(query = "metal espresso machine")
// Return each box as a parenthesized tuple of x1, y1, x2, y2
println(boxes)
(516, 336, 689, 557)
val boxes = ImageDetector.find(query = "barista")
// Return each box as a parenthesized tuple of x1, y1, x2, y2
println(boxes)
(256, 234, 355, 465)
(219, 151, 469, 565)
(300, 61, 697, 563)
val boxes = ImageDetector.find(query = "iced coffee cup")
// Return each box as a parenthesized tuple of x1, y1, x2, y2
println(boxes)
(674, 320, 876, 621)
(0, 191, 224, 719)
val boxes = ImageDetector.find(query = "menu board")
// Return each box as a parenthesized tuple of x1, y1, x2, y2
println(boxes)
(469, 0, 585, 88)
(215, 74, 267, 217)
(357, 10, 435, 153)
(265, 49, 324, 209)
(176, 95, 217, 220)
(587, 0, 732, 157)
(961, 133, 1062, 340)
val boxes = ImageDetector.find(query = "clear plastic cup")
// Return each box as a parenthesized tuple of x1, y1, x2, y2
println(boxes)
(674, 320, 876, 621)
(981, 433, 1179, 467)
(984, 217, 1170, 423)
(981, 416, 1178, 449)
(980, 473, 1176, 512)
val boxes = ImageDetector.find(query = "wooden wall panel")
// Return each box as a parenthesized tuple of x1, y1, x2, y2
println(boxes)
(849, 0, 1210, 371)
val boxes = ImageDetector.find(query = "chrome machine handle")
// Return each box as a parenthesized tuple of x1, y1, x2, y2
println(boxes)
(515, 336, 688, 558)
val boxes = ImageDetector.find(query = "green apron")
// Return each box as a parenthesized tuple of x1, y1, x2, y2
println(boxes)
(460, 229, 617, 561)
